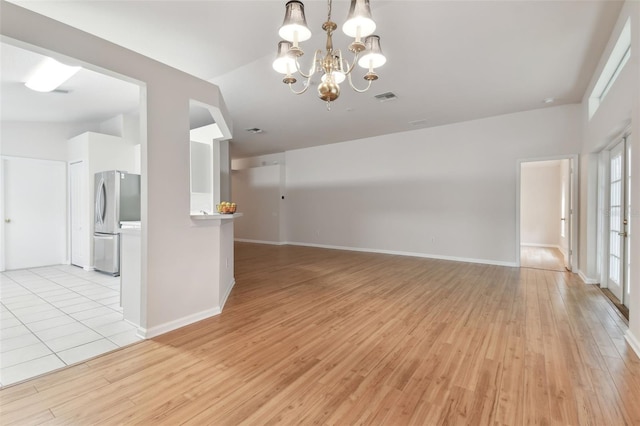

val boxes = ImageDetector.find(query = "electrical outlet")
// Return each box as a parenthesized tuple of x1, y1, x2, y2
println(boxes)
(225, 258, 229, 268)
(431, 237, 436, 243)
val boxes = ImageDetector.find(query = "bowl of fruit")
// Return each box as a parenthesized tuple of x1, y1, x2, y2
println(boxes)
(216, 201, 237, 214)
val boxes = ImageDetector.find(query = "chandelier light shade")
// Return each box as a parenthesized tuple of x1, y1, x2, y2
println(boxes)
(342, 0, 376, 39)
(279, 1, 312, 45)
(273, 0, 387, 108)
(358, 35, 386, 69)
(272, 41, 296, 74)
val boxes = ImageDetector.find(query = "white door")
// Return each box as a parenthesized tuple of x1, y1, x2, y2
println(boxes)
(69, 161, 87, 267)
(2, 157, 67, 270)
(560, 159, 571, 270)
(624, 138, 632, 308)
(607, 140, 627, 302)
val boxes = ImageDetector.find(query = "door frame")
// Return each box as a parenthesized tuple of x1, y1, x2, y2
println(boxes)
(0, 158, 5, 271)
(515, 154, 579, 270)
(598, 130, 631, 306)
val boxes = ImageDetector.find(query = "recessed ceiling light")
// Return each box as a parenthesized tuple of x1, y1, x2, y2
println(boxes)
(25, 57, 81, 92)
(245, 128, 263, 134)
(543, 97, 555, 104)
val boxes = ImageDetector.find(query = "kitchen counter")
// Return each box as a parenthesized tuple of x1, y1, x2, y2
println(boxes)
(120, 221, 141, 230)
(120, 228, 141, 330)
(190, 213, 243, 220)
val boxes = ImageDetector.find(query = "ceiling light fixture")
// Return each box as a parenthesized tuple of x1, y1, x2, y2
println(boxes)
(273, 0, 386, 109)
(25, 57, 81, 93)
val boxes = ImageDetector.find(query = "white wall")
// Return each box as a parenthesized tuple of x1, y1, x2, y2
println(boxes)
(217, 140, 231, 203)
(232, 164, 282, 243)
(0, 121, 98, 161)
(219, 220, 235, 308)
(282, 105, 580, 265)
(578, 0, 640, 357)
(1, 2, 233, 337)
(520, 161, 562, 247)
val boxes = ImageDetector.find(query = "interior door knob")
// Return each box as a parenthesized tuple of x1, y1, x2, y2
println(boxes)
(618, 231, 628, 237)
(4, 219, 10, 223)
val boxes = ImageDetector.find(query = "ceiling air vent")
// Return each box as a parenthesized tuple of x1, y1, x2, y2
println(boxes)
(245, 128, 263, 134)
(374, 92, 398, 102)
(409, 119, 428, 127)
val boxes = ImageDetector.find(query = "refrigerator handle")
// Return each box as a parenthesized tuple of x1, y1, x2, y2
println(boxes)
(96, 179, 106, 225)
(93, 234, 115, 239)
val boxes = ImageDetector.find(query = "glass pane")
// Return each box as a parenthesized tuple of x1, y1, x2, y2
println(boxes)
(611, 154, 622, 180)
(609, 255, 620, 283)
(609, 206, 620, 232)
(610, 231, 619, 256)
(610, 181, 621, 207)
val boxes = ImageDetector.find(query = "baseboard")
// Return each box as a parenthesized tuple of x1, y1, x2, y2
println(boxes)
(625, 330, 640, 359)
(235, 238, 286, 246)
(135, 327, 147, 340)
(141, 307, 222, 339)
(220, 278, 236, 312)
(578, 269, 600, 285)
(285, 241, 517, 267)
(521, 243, 562, 249)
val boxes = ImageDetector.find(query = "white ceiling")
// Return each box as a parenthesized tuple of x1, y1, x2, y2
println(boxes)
(4, 0, 624, 158)
(0, 43, 140, 123)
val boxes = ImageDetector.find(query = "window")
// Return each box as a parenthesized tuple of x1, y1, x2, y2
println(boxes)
(588, 18, 631, 120)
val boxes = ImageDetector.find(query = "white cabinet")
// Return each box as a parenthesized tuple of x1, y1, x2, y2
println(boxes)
(120, 227, 141, 327)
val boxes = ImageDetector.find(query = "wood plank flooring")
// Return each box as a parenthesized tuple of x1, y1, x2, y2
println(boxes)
(520, 246, 566, 272)
(2, 242, 640, 425)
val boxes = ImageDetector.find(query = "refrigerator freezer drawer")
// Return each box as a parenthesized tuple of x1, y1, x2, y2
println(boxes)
(94, 233, 120, 276)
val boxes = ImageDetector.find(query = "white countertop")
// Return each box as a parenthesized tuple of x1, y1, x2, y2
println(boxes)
(190, 213, 243, 220)
(120, 221, 141, 229)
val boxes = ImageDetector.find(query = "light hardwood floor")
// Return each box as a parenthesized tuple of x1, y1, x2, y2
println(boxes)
(520, 246, 566, 272)
(1, 243, 639, 425)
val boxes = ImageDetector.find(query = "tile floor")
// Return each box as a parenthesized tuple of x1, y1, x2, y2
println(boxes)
(0, 265, 142, 387)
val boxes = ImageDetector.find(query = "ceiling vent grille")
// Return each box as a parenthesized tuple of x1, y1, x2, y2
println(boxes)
(409, 119, 428, 127)
(245, 128, 263, 134)
(374, 92, 398, 102)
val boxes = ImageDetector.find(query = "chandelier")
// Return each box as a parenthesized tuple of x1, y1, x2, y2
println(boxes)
(272, 0, 386, 109)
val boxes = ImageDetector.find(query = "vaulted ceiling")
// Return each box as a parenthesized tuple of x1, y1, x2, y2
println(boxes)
(3, 1, 624, 158)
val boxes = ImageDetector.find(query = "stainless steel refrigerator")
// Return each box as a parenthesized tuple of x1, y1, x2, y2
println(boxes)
(93, 170, 140, 276)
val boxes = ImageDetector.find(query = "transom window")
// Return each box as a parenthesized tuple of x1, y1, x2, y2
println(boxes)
(588, 18, 631, 120)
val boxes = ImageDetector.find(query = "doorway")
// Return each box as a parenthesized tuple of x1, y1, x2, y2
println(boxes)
(599, 134, 632, 309)
(0, 41, 145, 385)
(517, 156, 577, 271)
